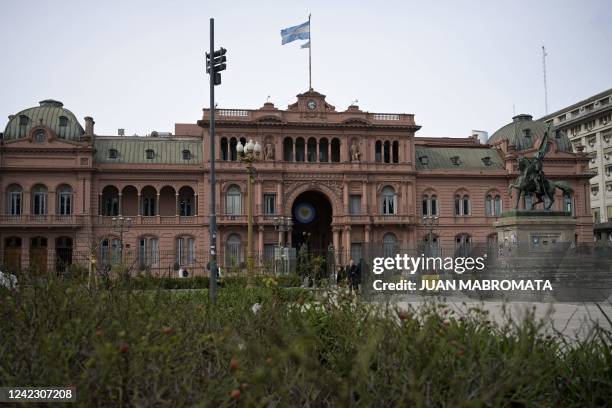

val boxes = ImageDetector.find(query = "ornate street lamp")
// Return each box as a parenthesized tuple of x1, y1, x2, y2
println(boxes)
(111, 215, 132, 263)
(236, 139, 262, 286)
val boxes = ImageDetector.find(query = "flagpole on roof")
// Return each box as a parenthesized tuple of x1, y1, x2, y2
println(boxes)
(308, 14, 312, 90)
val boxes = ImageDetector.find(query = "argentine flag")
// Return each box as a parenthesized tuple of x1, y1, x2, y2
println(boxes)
(281, 20, 310, 45)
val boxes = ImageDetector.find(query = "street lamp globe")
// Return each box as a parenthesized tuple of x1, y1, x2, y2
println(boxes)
(236, 140, 244, 154)
(253, 141, 262, 154)
(245, 139, 254, 153)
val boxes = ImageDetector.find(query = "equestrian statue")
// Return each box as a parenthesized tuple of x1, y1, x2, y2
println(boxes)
(508, 124, 573, 210)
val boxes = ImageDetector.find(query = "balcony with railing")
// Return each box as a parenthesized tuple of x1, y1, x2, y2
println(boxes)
(0, 214, 84, 227)
(94, 215, 207, 226)
(371, 214, 416, 225)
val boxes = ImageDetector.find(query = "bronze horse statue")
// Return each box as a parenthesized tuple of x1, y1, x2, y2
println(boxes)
(508, 124, 573, 210)
(508, 157, 573, 210)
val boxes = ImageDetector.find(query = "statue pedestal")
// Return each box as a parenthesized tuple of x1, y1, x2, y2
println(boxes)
(494, 210, 576, 247)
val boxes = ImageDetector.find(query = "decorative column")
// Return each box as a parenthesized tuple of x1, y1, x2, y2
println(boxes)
(156, 193, 160, 219)
(333, 227, 341, 265)
(175, 193, 180, 216)
(48, 190, 56, 218)
(137, 193, 141, 217)
(327, 142, 331, 162)
(343, 182, 349, 215)
(364, 225, 371, 260)
(98, 193, 102, 216)
(277, 182, 283, 214)
(118, 193, 123, 216)
(23, 190, 31, 216)
(344, 226, 352, 261)
(362, 182, 368, 214)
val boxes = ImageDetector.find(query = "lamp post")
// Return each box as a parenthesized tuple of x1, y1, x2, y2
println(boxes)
(111, 215, 132, 263)
(236, 139, 262, 286)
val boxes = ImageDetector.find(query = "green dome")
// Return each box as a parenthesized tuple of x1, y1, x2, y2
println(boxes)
(488, 114, 571, 152)
(3, 99, 85, 141)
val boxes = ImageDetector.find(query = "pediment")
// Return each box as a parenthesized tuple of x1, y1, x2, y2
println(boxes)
(256, 115, 284, 123)
(341, 117, 371, 125)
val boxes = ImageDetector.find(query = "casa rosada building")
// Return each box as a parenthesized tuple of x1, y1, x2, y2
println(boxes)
(0, 90, 594, 274)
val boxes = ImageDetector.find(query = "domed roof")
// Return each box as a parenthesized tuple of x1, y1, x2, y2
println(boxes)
(488, 114, 571, 152)
(3, 99, 85, 141)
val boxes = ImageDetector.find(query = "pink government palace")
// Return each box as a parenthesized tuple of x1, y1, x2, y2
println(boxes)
(0, 89, 593, 275)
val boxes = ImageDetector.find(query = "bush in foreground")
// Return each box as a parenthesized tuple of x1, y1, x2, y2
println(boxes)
(0, 276, 610, 406)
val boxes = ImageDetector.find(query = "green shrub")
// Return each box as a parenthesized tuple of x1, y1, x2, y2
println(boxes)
(0, 278, 610, 406)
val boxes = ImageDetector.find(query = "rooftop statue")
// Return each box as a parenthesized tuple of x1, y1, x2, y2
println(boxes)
(508, 124, 573, 210)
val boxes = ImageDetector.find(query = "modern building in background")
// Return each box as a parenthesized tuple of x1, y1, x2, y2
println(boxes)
(541, 88, 612, 241)
(0, 90, 594, 275)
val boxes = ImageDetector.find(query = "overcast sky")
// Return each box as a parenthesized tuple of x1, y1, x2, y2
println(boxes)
(1, 0, 610, 138)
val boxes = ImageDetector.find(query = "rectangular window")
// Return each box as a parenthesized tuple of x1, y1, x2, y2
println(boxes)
(264, 194, 276, 215)
(140, 237, 159, 267)
(33, 193, 47, 215)
(177, 237, 195, 265)
(607, 205, 612, 220)
(349, 195, 361, 215)
(226, 193, 242, 215)
(9, 192, 21, 215)
(59, 193, 72, 215)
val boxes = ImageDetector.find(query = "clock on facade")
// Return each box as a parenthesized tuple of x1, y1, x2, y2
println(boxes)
(307, 100, 317, 110)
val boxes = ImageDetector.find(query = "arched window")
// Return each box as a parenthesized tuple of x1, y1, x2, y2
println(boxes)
(454, 195, 461, 216)
(375, 140, 382, 163)
(6, 184, 23, 215)
(421, 194, 438, 216)
(319, 138, 329, 162)
(382, 233, 398, 257)
(182, 149, 192, 160)
(141, 186, 157, 216)
(179, 186, 195, 216)
(563, 193, 573, 215)
(392, 141, 399, 163)
(383, 141, 391, 163)
(462, 195, 470, 215)
(295, 138, 305, 161)
(220, 137, 229, 161)
(57, 185, 73, 215)
(494, 195, 502, 216)
(431, 195, 438, 216)
(31, 185, 48, 215)
(307, 138, 317, 162)
(283, 137, 293, 161)
(226, 185, 242, 215)
(226, 233, 243, 265)
(381, 186, 397, 215)
(331, 138, 340, 162)
(101, 186, 119, 216)
(485, 195, 493, 216)
(177, 236, 195, 265)
(455, 193, 470, 216)
(230, 138, 238, 161)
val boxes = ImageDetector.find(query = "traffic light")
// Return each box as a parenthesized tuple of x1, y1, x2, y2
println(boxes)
(206, 47, 227, 86)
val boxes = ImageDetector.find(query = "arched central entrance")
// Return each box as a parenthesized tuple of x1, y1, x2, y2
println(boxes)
(291, 190, 333, 255)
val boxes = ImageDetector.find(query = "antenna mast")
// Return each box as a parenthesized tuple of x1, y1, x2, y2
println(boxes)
(542, 46, 548, 114)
